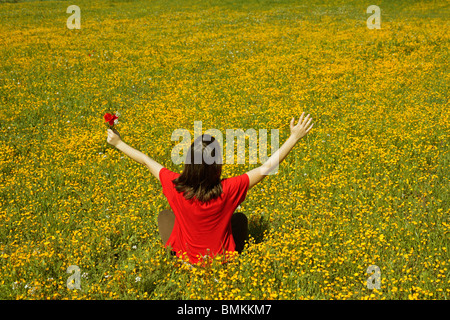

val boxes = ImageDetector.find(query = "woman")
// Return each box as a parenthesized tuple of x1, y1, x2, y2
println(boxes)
(106, 113, 313, 264)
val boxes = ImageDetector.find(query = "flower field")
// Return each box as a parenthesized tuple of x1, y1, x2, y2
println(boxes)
(0, 0, 449, 300)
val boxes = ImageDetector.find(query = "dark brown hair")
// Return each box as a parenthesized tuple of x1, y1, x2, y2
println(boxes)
(172, 134, 223, 203)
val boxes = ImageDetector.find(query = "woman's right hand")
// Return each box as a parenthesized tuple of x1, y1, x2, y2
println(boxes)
(107, 128, 122, 147)
(290, 112, 314, 141)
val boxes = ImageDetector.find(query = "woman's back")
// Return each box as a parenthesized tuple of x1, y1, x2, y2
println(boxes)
(159, 167, 249, 264)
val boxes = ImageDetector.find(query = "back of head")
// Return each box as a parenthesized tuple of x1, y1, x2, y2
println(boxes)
(173, 134, 223, 202)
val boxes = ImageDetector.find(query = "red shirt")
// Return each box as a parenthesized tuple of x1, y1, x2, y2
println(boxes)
(159, 167, 250, 264)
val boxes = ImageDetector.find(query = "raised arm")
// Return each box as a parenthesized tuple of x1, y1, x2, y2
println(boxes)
(106, 129, 163, 181)
(246, 113, 313, 190)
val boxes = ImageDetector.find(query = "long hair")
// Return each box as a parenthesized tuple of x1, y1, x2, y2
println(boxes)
(172, 134, 223, 203)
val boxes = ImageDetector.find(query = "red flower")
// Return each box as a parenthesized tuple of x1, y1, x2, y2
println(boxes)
(104, 113, 118, 126)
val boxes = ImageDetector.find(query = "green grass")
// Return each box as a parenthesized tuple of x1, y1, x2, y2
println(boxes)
(0, 0, 449, 300)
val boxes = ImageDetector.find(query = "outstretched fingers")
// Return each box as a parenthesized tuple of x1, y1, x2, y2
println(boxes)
(304, 116, 313, 128)
(306, 122, 314, 133)
(297, 112, 305, 126)
(290, 117, 295, 129)
(301, 114, 311, 127)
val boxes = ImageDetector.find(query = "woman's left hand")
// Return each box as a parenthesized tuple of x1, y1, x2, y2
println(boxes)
(107, 128, 122, 147)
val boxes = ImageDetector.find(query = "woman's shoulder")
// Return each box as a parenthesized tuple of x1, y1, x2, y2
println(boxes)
(160, 167, 180, 174)
(160, 167, 181, 182)
(220, 173, 249, 188)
